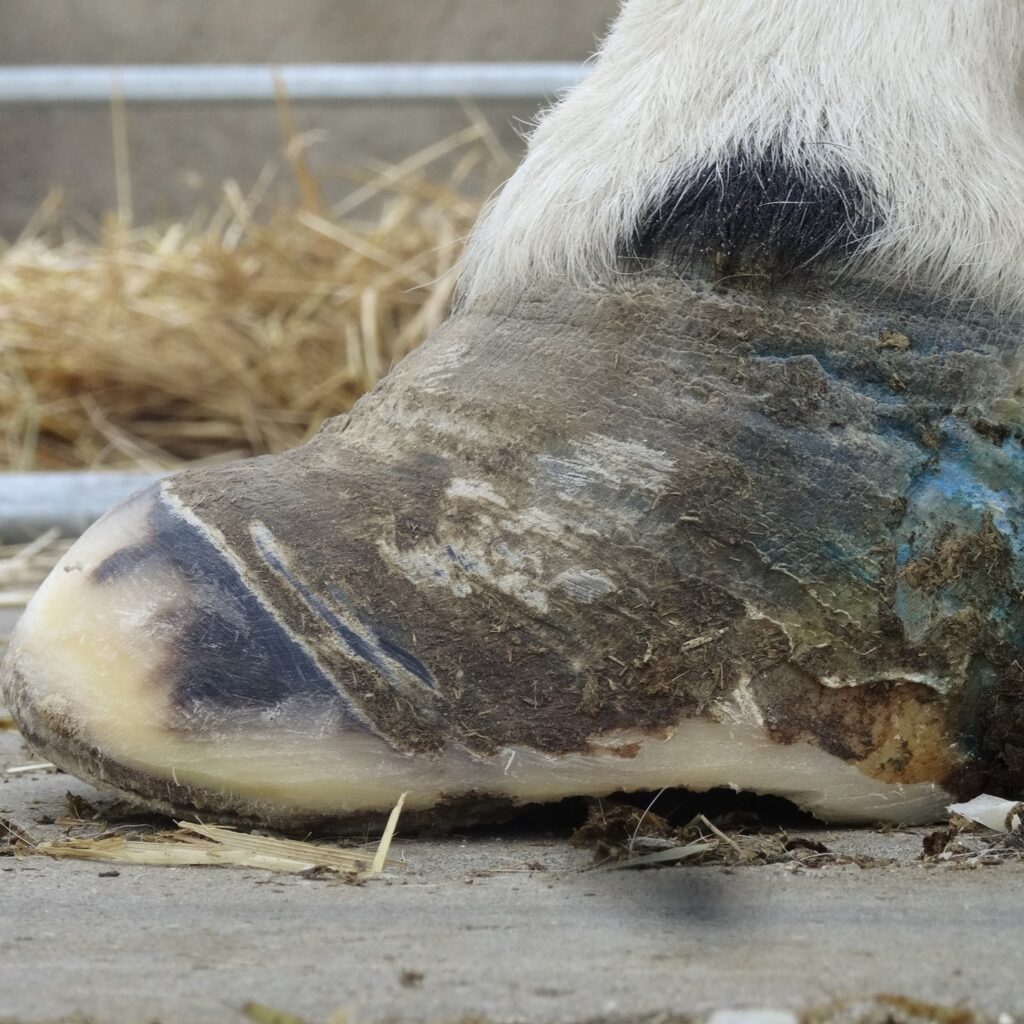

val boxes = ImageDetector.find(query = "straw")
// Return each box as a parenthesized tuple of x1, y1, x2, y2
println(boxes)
(0, 126, 503, 471)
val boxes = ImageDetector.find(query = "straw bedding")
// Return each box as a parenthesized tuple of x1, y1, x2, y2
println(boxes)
(0, 123, 504, 471)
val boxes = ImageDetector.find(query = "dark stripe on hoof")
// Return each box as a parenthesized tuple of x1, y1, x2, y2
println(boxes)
(89, 488, 168, 584)
(627, 146, 880, 277)
(93, 486, 355, 724)
(250, 522, 437, 693)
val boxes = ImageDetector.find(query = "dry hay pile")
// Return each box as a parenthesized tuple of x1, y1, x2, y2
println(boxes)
(0, 123, 506, 471)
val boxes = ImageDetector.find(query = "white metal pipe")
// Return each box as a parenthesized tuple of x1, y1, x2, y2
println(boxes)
(0, 64, 587, 104)
(0, 472, 165, 540)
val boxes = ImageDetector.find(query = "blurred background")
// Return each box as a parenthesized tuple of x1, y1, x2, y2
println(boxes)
(0, 0, 619, 484)
(1, 0, 617, 232)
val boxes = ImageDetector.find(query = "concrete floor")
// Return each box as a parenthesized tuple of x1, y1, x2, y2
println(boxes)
(2, 607, 1023, 1024)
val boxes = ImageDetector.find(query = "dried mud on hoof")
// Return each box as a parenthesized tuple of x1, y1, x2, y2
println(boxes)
(3, 276, 1024, 828)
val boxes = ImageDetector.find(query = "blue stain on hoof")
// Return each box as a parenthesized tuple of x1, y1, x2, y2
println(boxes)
(895, 417, 1024, 648)
(818, 538, 882, 585)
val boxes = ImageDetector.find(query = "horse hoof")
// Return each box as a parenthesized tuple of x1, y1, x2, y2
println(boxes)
(5, 276, 1020, 829)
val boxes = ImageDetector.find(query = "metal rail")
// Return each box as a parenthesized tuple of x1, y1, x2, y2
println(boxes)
(0, 63, 587, 103)
(1, 472, 164, 540)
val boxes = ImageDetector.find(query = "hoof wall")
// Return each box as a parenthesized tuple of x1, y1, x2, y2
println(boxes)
(2, 483, 952, 830)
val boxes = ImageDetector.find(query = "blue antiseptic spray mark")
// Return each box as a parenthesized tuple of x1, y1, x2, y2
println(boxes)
(894, 416, 1024, 647)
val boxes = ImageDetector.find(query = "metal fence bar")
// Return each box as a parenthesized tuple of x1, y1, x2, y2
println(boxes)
(0, 64, 587, 103)
(0, 472, 165, 540)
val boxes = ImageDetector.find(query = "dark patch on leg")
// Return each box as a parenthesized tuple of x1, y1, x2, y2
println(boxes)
(626, 146, 881, 277)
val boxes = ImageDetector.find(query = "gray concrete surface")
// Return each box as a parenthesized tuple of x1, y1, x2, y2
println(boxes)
(0, 1, 621, 235)
(2, 607, 1024, 1024)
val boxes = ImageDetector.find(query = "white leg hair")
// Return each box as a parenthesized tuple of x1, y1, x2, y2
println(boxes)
(458, 0, 1024, 310)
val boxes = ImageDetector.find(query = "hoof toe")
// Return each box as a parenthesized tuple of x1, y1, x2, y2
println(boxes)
(1, 483, 413, 825)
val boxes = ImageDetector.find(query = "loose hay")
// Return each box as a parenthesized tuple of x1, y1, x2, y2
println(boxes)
(32, 798, 407, 879)
(0, 124, 504, 471)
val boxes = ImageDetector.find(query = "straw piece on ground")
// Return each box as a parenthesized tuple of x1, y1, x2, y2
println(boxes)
(177, 821, 392, 872)
(34, 833, 364, 875)
(33, 795, 407, 877)
(5, 761, 57, 775)
(602, 841, 714, 871)
(370, 790, 406, 875)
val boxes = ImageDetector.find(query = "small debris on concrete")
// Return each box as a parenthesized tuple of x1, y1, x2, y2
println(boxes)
(709, 1011, 797, 1024)
(62, 790, 99, 823)
(570, 798, 676, 862)
(802, 993, 979, 1024)
(571, 798, 885, 869)
(0, 814, 36, 852)
(922, 795, 1024, 866)
(242, 1002, 310, 1024)
(948, 794, 1023, 833)
(228, 995, 1003, 1024)
(876, 329, 912, 351)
